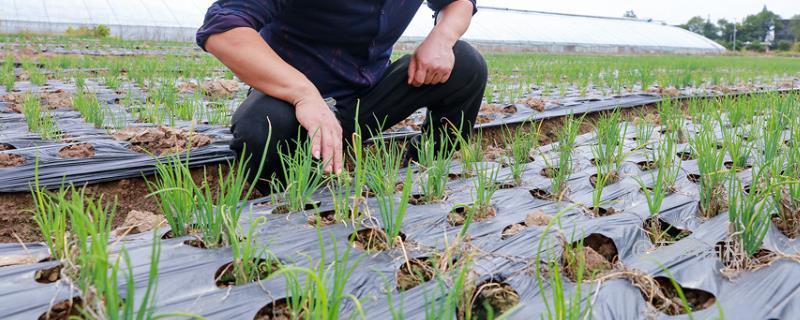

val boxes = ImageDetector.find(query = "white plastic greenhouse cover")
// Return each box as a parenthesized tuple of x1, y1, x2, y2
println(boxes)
(1, 1, 724, 54)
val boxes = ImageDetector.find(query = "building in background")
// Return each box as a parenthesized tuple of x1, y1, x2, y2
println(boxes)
(1, 0, 725, 54)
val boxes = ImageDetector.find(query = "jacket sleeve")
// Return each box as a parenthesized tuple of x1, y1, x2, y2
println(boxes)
(196, 0, 287, 51)
(427, 0, 477, 16)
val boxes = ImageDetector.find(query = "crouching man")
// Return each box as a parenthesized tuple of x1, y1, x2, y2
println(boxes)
(197, 0, 487, 193)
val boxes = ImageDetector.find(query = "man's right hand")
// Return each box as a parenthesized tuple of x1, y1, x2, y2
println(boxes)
(295, 96, 343, 174)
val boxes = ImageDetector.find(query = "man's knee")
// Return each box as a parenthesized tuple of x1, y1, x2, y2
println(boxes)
(231, 91, 298, 153)
(452, 40, 488, 85)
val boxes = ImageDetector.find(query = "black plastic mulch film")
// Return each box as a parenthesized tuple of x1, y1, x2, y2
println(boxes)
(2, 83, 800, 319)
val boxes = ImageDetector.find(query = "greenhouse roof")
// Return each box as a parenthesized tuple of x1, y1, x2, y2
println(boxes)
(1, 1, 725, 53)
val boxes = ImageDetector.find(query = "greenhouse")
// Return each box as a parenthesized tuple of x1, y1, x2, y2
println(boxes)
(1, 1, 725, 54)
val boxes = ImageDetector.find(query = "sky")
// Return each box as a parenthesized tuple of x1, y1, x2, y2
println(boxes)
(480, 0, 800, 24)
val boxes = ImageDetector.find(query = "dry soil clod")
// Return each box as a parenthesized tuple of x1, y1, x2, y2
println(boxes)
(112, 126, 212, 155)
(57, 143, 95, 159)
(0, 153, 25, 167)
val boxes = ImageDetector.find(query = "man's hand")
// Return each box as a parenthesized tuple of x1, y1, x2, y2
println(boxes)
(408, 37, 455, 87)
(295, 97, 343, 174)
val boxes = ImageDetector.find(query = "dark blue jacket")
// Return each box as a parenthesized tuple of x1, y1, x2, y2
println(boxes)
(197, 0, 476, 100)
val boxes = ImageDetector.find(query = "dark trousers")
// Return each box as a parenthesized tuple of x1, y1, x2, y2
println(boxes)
(230, 40, 488, 194)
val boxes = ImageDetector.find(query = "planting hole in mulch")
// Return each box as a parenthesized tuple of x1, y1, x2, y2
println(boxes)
(644, 218, 692, 246)
(639, 276, 716, 316)
(351, 228, 405, 252)
(636, 160, 658, 171)
(408, 193, 448, 205)
(496, 182, 517, 190)
(160, 224, 204, 240)
(529, 188, 554, 201)
(396, 257, 437, 291)
(112, 126, 213, 155)
(589, 206, 616, 217)
(501, 210, 551, 239)
(561, 234, 618, 281)
(307, 209, 337, 226)
(540, 167, 560, 178)
(774, 204, 800, 239)
(447, 205, 497, 226)
(686, 174, 701, 184)
(57, 143, 95, 159)
(723, 161, 751, 171)
(253, 298, 299, 320)
(0, 153, 25, 167)
(461, 281, 520, 320)
(38, 296, 83, 320)
(34, 264, 62, 283)
(214, 258, 281, 288)
(272, 201, 322, 214)
(677, 151, 695, 161)
(0, 143, 16, 151)
(589, 172, 620, 188)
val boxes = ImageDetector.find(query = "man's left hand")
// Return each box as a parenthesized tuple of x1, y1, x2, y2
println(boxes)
(408, 37, 454, 87)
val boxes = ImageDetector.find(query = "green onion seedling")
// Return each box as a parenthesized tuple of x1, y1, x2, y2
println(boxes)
(690, 120, 727, 218)
(270, 133, 326, 213)
(365, 128, 410, 247)
(416, 125, 457, 203)
(147, 153, 196, 238)
(503, 124, 538, 186)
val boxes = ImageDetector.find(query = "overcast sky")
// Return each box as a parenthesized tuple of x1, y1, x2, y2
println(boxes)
(479, 0, 799, 24)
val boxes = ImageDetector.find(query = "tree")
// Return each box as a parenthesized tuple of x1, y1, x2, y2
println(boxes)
(739, 6, 782, 45)
(790, 14, 800, 43)
(680, 16, 705, 33)
(679, 16, 719, 40)
(623, 10, 637, 19)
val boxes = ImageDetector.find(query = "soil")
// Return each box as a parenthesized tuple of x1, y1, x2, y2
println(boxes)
(40, 89, 73, 109)
(38, 297, 83, 320)
(306, 209, 337, 226)
(590, 206, 616, 217)
(34, 264, 62, 283)
(214, 258, 281, 288)
(463, 282, 520, 320)
(540, 167, 560, 178)
(723, 161, 752, 171)
(447, 205, 497, 226)
(200, 79, 239, 98)
(268, 201, 321, 214)
(0, 164, 228, 243)
(636, 160, 658, 171)
(775, 201, 800, 239)
(112, 126, 213, 155)
(644, 218, 692, 247)
(57, 143, 95, 159)
(254, 298, 297, 320)
(351, 228, 404, 252)
(529, 188, 555, 201)
(0, 153, 25, 167)
(0, 143, 16, 151)
(589, 172, 620, 188)
(396, 257, 436, 291)
(562, 234, 618, 281)
(639, 276, 716, 316)
(677, 151, 695, 161)
(525, 97, 546, 112)
(501, 210, 551, 239)
(1, 90, 72, 113)
(1, 92, 25, 113)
